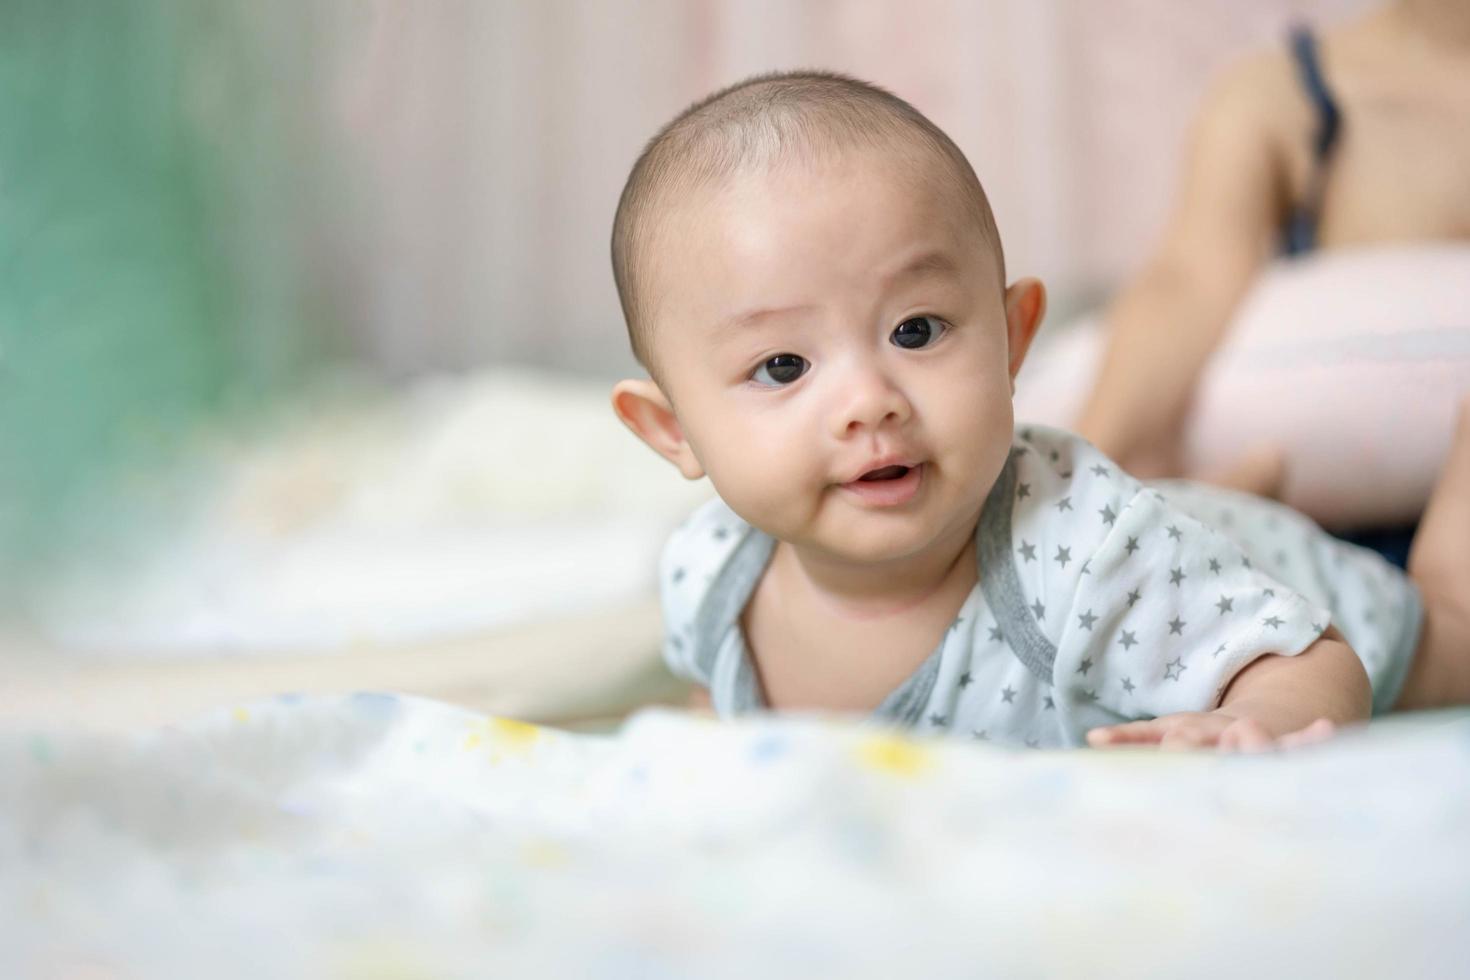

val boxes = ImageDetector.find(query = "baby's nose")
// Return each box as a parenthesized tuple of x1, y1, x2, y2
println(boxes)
(830, 365, 912, 437)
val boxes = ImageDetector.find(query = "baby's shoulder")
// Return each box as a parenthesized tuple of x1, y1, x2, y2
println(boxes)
(660, 496, 748, 585)
(1009, 424, 1145, 515)
(659, 496, 770, 687)
(660, 495, 757, 617)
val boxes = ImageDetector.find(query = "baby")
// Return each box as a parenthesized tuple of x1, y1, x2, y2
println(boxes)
(608, 70, 1470, 750)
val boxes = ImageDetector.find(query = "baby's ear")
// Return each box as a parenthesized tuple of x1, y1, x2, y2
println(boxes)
(611, 379, 706, 480)
(1003, 277, 1048, 393)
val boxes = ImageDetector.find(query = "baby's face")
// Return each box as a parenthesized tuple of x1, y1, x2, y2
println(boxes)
(645, 149, 1027, 565)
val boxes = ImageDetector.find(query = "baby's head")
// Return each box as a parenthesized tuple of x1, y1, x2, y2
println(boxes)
(612, 70, 1047, 565)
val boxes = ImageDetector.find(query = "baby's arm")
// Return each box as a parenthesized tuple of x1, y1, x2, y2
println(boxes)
(1088, 626, 1371, 752)
(1076, 59, 1285, 477)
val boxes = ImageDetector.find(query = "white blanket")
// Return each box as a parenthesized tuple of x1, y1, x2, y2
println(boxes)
(4, 695, 1468, 978)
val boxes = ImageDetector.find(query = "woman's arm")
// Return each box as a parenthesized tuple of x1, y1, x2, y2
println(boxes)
(1076, 60, 1289, 476)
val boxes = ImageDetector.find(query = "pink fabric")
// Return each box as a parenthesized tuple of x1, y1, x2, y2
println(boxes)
(1013, 245, 1470, 530)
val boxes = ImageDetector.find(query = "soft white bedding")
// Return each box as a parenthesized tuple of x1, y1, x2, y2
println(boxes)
(4, 693, 1467, 978)
(34, 367, 710, 657)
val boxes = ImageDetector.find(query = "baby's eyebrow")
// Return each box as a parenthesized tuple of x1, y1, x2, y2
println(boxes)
(882, 249, 960, 288)
(719, 303, 817, 333)
(716, 250, 961, 333)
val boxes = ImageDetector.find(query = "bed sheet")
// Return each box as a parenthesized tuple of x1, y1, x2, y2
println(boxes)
(4, 693, 1467, 979)
(0, 599, 685, 735)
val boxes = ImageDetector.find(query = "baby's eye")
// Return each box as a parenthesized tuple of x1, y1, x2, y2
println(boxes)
(891, 316, 946, 349)
(752, 353, 809, 386)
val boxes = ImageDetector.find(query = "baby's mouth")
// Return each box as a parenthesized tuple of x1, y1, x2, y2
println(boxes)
(839, 461, 924, 506)
(858, 465, 911, 482)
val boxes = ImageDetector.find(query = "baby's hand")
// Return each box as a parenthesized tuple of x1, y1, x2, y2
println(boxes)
(1086, 711, 1339, 753)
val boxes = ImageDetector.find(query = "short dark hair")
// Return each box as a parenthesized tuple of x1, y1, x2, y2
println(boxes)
(611, 69, 1004, 373)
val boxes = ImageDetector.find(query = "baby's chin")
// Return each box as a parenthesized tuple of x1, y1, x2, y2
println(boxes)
(787, 513, 969, 567)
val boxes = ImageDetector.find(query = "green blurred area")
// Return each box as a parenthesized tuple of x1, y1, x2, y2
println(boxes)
(0, 0, 342, 597)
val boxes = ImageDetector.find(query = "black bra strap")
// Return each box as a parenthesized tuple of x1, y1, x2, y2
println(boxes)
(1290, 26, 1341, 161)
(1282, 25, 1342, 255)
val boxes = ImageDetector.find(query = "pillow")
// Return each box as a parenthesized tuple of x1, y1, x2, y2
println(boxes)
(1014, 244, 1470, 530)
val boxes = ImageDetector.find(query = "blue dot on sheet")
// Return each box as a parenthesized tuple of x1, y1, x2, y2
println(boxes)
(351, 692, 400, 717)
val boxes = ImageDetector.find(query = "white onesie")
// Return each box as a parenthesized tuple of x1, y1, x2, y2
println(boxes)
(659, 425, 1422, 747)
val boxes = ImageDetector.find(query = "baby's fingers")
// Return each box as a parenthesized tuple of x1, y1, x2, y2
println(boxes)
(1157, 725, 1217, 750)
(1086, 720, 1169, 747)
(1216, 717, 1275, 753)
(1274, 718, 1338, 750)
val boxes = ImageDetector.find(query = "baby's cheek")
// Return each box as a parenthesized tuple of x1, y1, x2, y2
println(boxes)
(702, 461, 809, 537)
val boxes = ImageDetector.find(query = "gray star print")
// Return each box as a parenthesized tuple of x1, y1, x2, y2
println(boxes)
(1170, 567, 1187, 586)
(1025, 737, 1040, 748)
(1017, 482, 1031, 499)
(1213, 643, 1227, 658)
(1019, 540, 1037, 562)
(972, 729, 989, 741)
(1126, 589, 1141, 608)
(1167, 525, 1183, 541)
(1168, 616, 1186, 635)
(1121, 677, 1136, 694)
(1100, 504, 1117, 526)
(1216, 595, 1234, 615)
(1091, 464, 1110, 477)
(1083, 689, 1099, 703)
(1001, 686, 1017, 704)
(713, 527, 729, 540)
(1077, 609, 1098, 630)
(1125, 537, 1140, 555)
(1077, 657, 1094, 676)
(989, 625, 1004, 642)
(1030, 599, 1046, 621)
(1119, 630, 1138, 650)
(1208, 558, 1222, 574)
(1056, 496, 1072, 512)
(1043, 695, 1055, 710)
(1054, 546, 1072, 567)
(959, 671, 973, 688)
(1164, 658, 1187, 681)
(1263, 615, 1284, 629)
(929, 713, 948, 727)
(672, 567, 686, 583)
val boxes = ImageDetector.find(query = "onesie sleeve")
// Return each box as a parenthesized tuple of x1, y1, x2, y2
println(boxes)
(657, 496, 739, 687)
(659, 508, 708, 685)
(1053, 486, 1332, 736)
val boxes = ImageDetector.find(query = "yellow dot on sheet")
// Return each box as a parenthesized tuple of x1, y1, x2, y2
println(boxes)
(520, 838, 568, 869)
(233, 707, 250, 723)
(854, 734, 931, 778)
(490, 717, 541, 746)
(463, 732, 483, 750)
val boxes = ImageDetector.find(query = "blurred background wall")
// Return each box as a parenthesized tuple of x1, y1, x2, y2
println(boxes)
(0, 0, 1373, 595)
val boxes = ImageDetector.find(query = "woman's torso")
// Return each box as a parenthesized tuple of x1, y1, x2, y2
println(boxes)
(1271, 13, 1470, 249)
